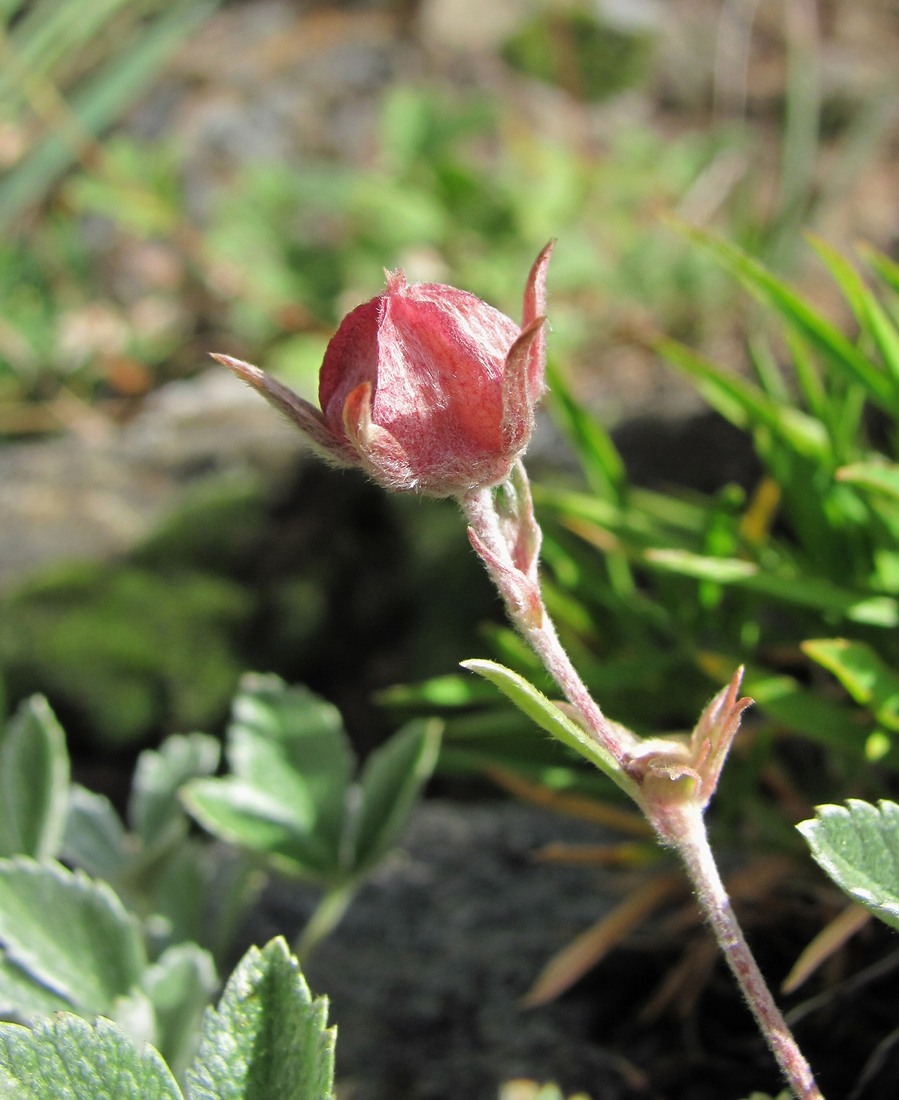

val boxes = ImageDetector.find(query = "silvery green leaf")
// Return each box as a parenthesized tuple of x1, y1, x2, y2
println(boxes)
(0, 858, 145, 1017)
(461, 659, 635, 795)
(0, 697, 69, 860)
(348, 718, 441, 873)
(129, 734, 221, 850)
(143, 942, 218, 1081)
(798, 799, 899, 931)
(0, 1014, 181, 1100)
(186, 937, 334, 1100)
(62, 784, 128, 879)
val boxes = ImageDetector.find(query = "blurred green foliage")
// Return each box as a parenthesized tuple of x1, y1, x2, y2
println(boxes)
(0, 480, 265, 746)
(1, 77, 739, 413)
(0, 0, 219, 413)
(502, 4, 654, 103)
(4, 0, 885, 418)
(0, 563, 252, 746)
(0, 679, 433, 1087)
(0, 0, 218, 229)
(0, 676, 437, 973)
(0, 469, 491, 750)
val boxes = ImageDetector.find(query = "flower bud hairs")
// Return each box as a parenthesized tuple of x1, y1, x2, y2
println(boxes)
(212, 241, 552, 498)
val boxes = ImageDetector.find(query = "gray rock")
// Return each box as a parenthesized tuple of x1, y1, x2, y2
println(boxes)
(0, 370, 305, 590)
(254, 799, 640, 1100)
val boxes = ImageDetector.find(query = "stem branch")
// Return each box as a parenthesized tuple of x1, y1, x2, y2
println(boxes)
(461, 475, 823, 1099)
(461, 484, 633, 765)
(295, 882, 356, 963)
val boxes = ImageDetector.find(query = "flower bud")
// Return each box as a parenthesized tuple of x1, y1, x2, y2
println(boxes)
(214, 242, 553, 497)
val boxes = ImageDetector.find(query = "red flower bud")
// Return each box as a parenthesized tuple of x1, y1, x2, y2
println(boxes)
(214, 242, 553, 497)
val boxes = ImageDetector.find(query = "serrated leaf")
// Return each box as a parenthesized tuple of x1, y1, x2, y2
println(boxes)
(461, 660, 635, 796)
(230, 675, 354, 807)
(144, 842, 258, 959)
(0, 696, 70, 860)
(130, 734, 221, 851)
(0, 858, 145, 1016)
(62, 785, 129, 879)
(0, 1014, 182, 1099)
(803, 637, 899, 731)
(349, 719, 442, 873)
(185, 937, 334, 1100)
(798, 800, 899, 931)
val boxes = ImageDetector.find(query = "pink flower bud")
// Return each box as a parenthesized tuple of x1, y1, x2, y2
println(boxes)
(213, 242, 553, 497)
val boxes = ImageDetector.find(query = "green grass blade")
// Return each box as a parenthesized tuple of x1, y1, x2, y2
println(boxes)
(0, 1, 29, 23)
(0, 0, 218, 229)
(810, 236, 899, 393)
(836, 461, 899, 503)
(782, 327, 826, 421)
(743, 664, 867, 753)
(681, 227, 896, 411)
(543, 363, 637, 597)
(657, 336, 829, 461)
(644, 548, 899, 627)
(545, 361, 626, 500)
(2, 0, 140, 87)
(803, 637, 899, 732)
(748, 333, 790, 403)
(861, 245, 899, 299)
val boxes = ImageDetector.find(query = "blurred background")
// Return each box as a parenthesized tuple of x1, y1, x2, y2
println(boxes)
(1, 0, 897, 759)
(4, 3, 899, 1097)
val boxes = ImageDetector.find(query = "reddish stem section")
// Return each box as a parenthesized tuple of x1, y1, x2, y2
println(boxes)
(461, 476, 823, 1100)
(668, 804, 823, 1100)
(461, 484, 633, 765)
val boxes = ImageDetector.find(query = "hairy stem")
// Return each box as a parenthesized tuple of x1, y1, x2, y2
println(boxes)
(461, 485, 634, 765)
(461, 476, 822, 1099)
(666, 803, 823, 1100)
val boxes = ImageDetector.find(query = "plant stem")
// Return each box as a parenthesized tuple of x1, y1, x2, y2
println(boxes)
(666, 803, 823, 1100)
(295, 882, 356, 962)
(461, 478, 823, 1099)
(461, 486, 634, 766)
